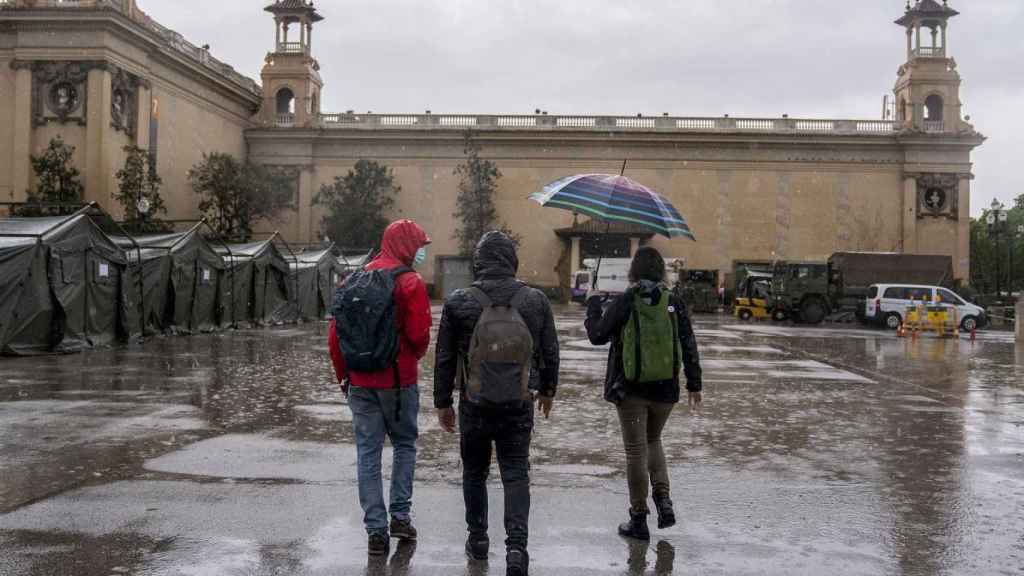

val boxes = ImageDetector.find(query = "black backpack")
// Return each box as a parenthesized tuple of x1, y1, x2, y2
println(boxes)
(332, 266, 412, 374)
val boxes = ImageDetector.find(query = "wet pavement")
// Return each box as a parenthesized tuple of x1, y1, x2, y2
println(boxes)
(1, 306, 1023, 575)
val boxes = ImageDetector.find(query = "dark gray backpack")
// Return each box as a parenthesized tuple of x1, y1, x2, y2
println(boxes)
(460, 286, 534, 406)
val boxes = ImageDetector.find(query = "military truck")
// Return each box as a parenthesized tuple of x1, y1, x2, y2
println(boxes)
(674, 269, 721, 313)
(770, 252, 955, 324)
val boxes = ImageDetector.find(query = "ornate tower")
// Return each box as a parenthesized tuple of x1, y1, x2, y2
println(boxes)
(893, 0, 965, 133)
(260, 0, 324, 127)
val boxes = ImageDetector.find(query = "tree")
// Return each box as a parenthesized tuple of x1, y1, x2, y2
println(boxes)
(313, 159, 398, 250)
(452, 130, 518, 256)
(18, 136, 84, 216)
(188, 152, 295, 242)
(115, 145, 169, 233)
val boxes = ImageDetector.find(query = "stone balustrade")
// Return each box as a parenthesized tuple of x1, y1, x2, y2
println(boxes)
(315, 113, 900, 135)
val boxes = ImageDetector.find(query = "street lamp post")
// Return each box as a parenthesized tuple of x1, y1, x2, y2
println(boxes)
(1015, 223, 1024, 298)
(987, 199, 1008, 300)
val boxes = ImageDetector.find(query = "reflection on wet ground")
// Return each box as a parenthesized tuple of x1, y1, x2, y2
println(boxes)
(1, 307, 1022, 575)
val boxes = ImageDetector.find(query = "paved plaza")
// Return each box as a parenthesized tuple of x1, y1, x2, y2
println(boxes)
(1, 308, 1022, 575)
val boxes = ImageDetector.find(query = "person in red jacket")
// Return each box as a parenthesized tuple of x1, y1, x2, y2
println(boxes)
(328, 220, 432, 557)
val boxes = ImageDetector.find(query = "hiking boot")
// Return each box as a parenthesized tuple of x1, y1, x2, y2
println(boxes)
(390, 517, 417, 541)
(506, 548, 529, 576)
(653, 495, 676, 529)
(618, 509, 650, 541)
(368, 532, 390, 557)
(466, 535, 490, 561)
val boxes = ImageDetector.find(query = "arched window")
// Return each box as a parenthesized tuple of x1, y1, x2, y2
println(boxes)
(310, 92, 318, 115)
(275, 87, 295, 115)
(924, 94, 943, 121)
(898, 97, 907, 122)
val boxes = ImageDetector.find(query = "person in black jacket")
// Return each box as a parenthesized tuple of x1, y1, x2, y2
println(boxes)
(585, 246, 703, 541)
(434, 231, 560, 576)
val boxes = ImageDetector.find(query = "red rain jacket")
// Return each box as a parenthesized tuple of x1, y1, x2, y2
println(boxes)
(329, 220, 432, 390)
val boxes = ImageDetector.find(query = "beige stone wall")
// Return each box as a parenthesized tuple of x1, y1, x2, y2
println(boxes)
(0, 56, 17, 201)
(0, 12, 258, 219)
(248, 130, 964, 291)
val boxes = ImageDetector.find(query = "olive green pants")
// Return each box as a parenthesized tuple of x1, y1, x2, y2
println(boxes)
(617, 396, 674, 514)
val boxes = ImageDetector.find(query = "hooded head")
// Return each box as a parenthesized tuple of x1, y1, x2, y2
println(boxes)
(473, 231, 519, 280)
(379, 220, 431, 266)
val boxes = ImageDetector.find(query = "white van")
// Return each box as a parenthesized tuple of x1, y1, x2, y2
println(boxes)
(862, 284, 986, 331)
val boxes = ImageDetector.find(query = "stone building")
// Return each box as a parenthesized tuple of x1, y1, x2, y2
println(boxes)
(0, 0, 984, 294)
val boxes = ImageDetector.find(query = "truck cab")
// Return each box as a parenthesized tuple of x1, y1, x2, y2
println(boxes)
(771, 261, 831, 324)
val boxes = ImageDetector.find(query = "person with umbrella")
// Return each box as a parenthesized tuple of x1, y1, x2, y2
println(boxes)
(532, 172, 703, 540)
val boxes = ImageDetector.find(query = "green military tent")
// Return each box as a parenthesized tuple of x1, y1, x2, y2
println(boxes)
(215, 236, 292, 326)
(113, 223, 226, 334)
(120, 245, 172, 337)
(0, 208, 130, 354)
(291, 245, 344, 322)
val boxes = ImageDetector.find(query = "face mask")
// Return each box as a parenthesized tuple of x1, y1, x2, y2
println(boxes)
(414, 247, 427, 266)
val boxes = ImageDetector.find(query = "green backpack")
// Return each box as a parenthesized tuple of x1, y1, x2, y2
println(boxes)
(622, 290, 682, 384)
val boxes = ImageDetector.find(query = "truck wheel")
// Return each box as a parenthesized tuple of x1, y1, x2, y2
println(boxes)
(739, 308, 753, 321)
(800, 299, 827, 325)
(960, 316, 978, 333)
(885, 312, 903, 331)
(772, 309, 788, 322)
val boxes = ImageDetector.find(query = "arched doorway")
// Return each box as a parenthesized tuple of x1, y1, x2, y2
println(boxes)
(924, 94, 943, 129)
(275, 87, 295, 125)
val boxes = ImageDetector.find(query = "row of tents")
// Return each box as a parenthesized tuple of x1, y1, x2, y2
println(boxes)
(0, 205, 370, 356)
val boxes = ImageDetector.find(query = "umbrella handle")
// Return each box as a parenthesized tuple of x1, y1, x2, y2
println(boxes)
(593, 219, 613, 292)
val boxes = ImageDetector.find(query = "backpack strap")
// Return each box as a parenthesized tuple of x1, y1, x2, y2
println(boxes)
(631, 294, 642, 384)
(390, 265, 413, 280)
(668, 293, 680, 380)
(389, 265, 413, 420)
(509, 285, 530, 311)
(467, 286, 493, 308)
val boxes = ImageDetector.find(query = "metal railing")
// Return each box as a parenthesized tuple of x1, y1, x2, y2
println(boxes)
(914, 46, 946, 58)
(923, 120, 945, 133)
(277, 42, 304, 54)
(316, 113, 901, 135)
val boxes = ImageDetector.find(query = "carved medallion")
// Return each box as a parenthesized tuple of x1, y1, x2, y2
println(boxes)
(47, 82, 82, 119)
(915, 173, 960, 220)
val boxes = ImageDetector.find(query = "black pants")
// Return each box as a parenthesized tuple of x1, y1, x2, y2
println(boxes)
(459, 400, 534, 551)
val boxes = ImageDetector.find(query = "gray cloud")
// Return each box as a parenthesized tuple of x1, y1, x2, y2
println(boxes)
(145, 0, 1023, 215)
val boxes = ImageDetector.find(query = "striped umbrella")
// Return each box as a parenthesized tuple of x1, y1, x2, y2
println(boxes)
(530, 174, 696, 241)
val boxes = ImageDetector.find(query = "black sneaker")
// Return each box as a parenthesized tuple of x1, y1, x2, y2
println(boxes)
(506, 548, 529, 576)
(466, 535, 490, 561)
(389, 517, 417, 541)
(368, 532, 390, 557)
(653, 495, 676, 529)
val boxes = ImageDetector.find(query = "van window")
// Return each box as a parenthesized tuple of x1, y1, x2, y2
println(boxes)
(883, 287, 906, 299)
(867, 286, 878, 299)
(937, 289, 964, 305)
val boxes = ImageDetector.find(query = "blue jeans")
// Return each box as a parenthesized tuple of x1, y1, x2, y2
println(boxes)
(348, 385, 419, 535)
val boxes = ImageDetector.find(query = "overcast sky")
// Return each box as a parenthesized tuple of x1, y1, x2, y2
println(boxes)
(144, 0, 1023, 217)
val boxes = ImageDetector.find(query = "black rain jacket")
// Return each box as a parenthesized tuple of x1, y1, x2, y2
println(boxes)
(434, 232, 560, 409)
(585, 285, 702, 405)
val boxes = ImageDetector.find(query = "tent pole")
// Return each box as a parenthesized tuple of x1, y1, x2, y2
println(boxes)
(199, 218, 236, 329)
(274, 230, 301, 322)
(84, 202, 145, 342)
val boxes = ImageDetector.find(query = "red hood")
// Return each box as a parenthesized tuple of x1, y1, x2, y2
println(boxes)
(376, 220, 431, 266)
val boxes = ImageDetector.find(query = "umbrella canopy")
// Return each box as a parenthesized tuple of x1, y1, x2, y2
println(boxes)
(530, 174, 695, 241)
